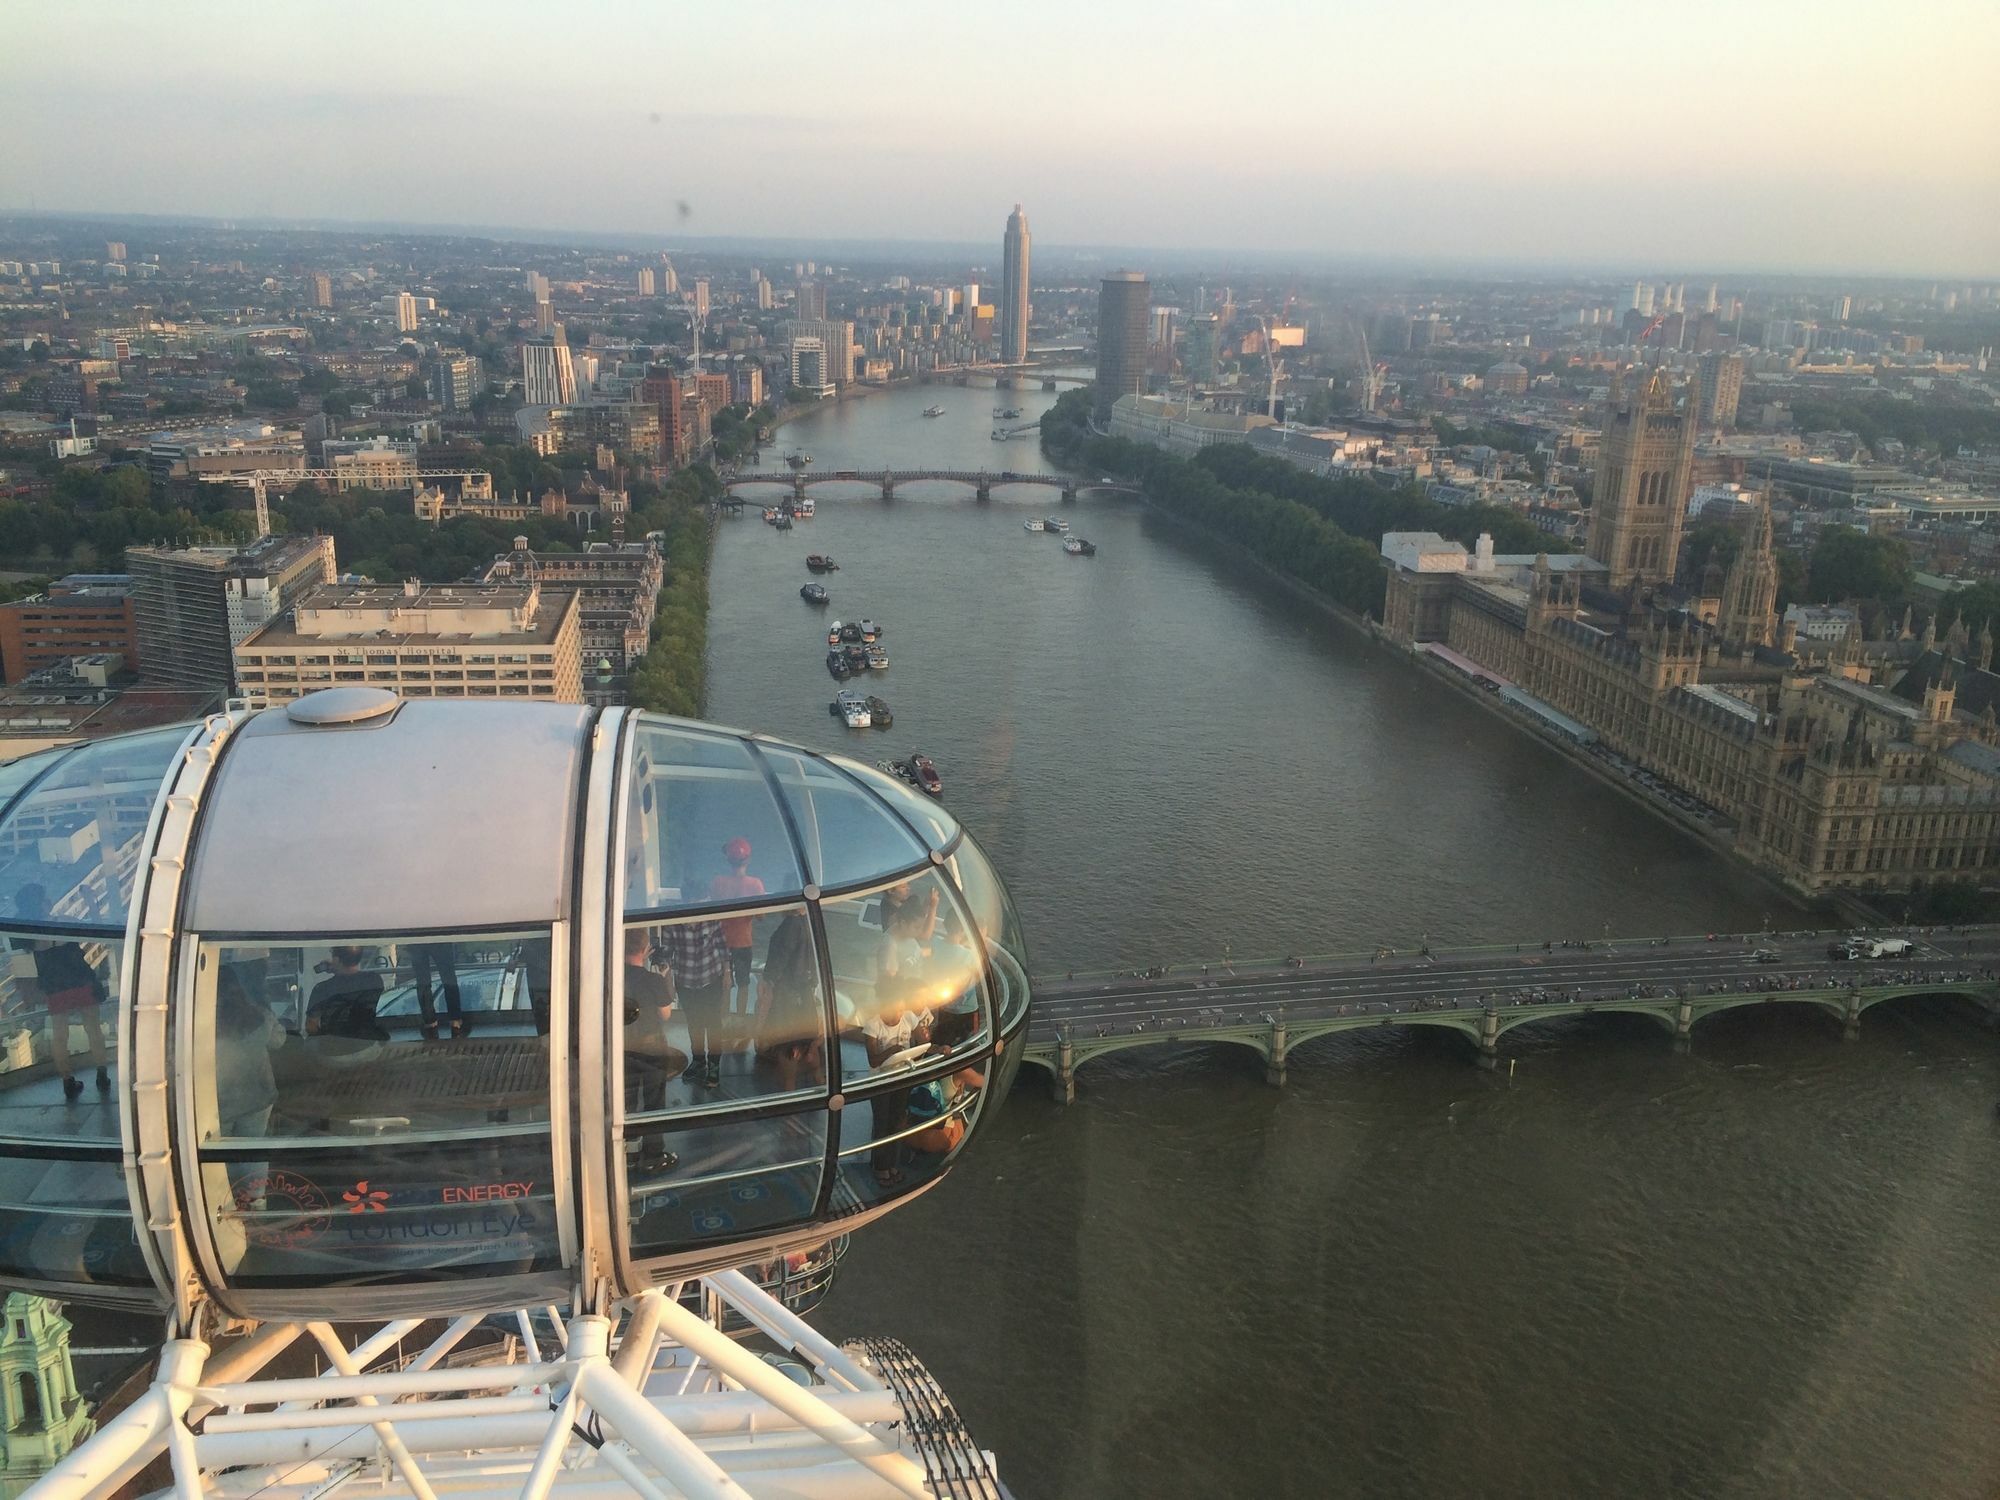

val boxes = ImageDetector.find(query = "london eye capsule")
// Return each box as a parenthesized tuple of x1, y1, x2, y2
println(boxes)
(0, 690, 1031, 1322)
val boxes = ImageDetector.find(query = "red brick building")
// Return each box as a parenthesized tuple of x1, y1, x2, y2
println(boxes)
(0, 576, 140, 684)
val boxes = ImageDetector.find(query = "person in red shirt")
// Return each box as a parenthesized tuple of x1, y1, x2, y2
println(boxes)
(708, 837, 765, 1027)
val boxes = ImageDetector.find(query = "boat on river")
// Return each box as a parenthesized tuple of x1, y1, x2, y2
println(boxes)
(800, 582, 829, 604)
(922, 405, 946, 417)
(859, 618, 879, 642)
(797, 497, 815, 518)
(827, 620, 846, 646)
(904, 753, 943, 797)
(1063, 537, 1096, 556)
(867, 645, 889, 669)
(1023, 519, 1045, 532)
(1044, 516, 1069, 535)
(865, 695, 893, 727)
(826, 650, 851, 680)
(831, 691, 872, 729)
(839, 621, 863, 643)
(806, 554, 839, 572)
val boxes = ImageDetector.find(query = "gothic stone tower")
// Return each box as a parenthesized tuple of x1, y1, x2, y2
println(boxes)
(1588, 370, 1699, 590)
(1719, 501, 1781, 649)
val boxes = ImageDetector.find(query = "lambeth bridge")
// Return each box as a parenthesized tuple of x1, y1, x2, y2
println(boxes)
(1019, 928, 2000, 1102)
(721, 469, 1143, 507)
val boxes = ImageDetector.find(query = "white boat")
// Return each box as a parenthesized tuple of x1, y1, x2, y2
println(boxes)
(1044, 516, 1070, 534)
(798, 497, 815, 517)
(859, 618, 878, 642)
(922, 405, 946, 418)
(836, 691, 873, 728)
(1024, 519, 1045, 532)
(867, 646, 889, 669)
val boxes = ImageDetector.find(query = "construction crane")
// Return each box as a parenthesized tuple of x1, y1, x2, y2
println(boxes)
(1254, 292, 1299, 421)
(1354, 318, 1390, 414)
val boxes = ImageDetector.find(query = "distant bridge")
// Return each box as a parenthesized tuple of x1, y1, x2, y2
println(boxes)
(720, 469, 1143, 507)
(1018, 929, 2000, 1101)
(917, 367, 1091, 389)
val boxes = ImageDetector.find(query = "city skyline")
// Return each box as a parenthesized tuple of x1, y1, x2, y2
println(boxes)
(3, 0, 1996, 277)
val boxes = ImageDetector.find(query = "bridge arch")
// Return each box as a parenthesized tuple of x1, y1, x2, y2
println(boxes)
(1683, 992, 1852, 1034)
(1493, 1003, 1680, 1043)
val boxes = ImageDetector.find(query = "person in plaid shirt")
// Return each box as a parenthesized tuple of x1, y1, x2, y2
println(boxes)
(654, 919, 730, 1087)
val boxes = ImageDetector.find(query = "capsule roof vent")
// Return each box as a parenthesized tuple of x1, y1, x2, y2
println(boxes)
(284, 686, 401, 726)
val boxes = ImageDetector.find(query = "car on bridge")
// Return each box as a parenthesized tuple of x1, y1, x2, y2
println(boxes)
(1751, 948, 1781, 963)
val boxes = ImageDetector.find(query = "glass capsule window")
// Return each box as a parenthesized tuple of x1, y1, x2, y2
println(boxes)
(759, 748, 928, 891)
(624, 725, 805, 916)
(0, 727, 189, 930)
(190, 930, 561, 1288)
(0, 931, 143, 1289)
(0, 728, 187, 1293)
(832, 1059, 990, 1213)
(948, 837, 1032, 1031)
(821, 871, 991, 1090)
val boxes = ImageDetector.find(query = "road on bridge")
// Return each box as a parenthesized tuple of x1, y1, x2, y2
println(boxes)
(1027, 928, 2000, 1045)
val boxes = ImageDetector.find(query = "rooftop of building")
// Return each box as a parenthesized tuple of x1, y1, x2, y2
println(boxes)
(1681, 683, 1765, 726)
(238, 581, 576, 650)
(0, 679, 218, 747)
(125, 533, 328, 579)
(1893, 650, 2000, 721)
(3, 574, 135, 605)
(1822, 673, 1925, 721)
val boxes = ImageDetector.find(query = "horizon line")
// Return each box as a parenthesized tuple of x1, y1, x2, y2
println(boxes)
(0, 205, 1991, 286)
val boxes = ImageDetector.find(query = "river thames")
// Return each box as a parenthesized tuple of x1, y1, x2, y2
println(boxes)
(705, 381, 2000, 1498)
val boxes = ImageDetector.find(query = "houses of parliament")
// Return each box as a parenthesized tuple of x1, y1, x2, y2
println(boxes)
(1382, 370, 2000, 898)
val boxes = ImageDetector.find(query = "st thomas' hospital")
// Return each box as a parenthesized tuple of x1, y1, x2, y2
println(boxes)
(1380, 369, 2000, 897)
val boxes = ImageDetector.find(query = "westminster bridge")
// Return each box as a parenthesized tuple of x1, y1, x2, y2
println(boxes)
(1018, 928, 2000, 1102)
(721, 469, 1143, 507)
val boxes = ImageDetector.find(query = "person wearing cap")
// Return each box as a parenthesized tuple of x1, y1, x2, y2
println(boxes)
(707, 837, 766, 1029)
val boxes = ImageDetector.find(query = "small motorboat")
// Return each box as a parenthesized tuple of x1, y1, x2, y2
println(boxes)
(826, 650, 851, 680)
(834, 691, 872, 729)
(876, 759, 917, 787)
(1023, 519, 1045, 532)
(806, 555, 839, 573)
(800, 582, 829, 604)
(798, 498, 816, 518)
(1044, 516, 1069, 534)
(1063, 537, 1096, 556)
(839, 621, 862, 643)
(921, 405, 946, 418)
(859, 618, 878, 642)
(866, 695, 893, 728)
(867, 646, 888, 669)
(827, 621, 845, 646)
(904, 753, 943, 797)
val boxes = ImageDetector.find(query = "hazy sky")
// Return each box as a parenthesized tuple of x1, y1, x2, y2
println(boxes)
(6, 0, 1996, 276)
